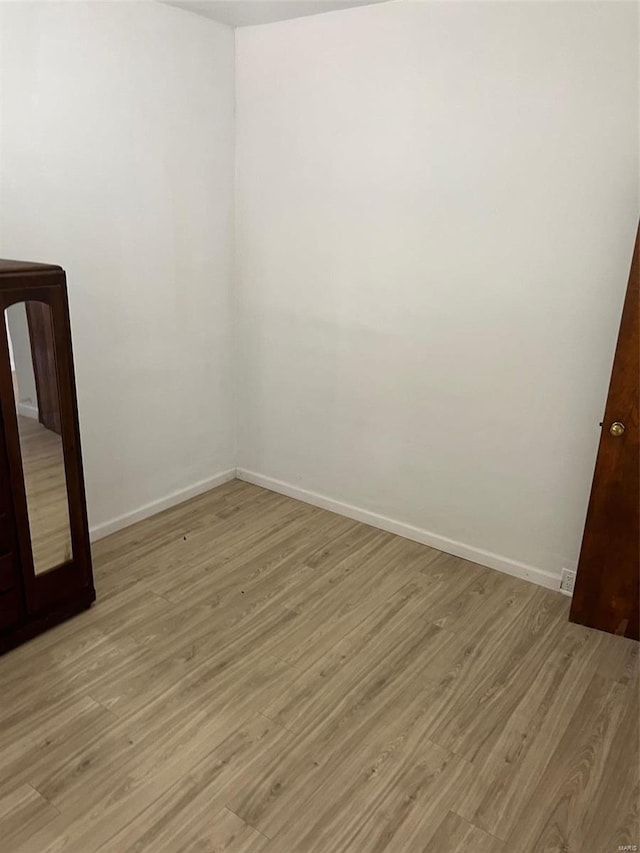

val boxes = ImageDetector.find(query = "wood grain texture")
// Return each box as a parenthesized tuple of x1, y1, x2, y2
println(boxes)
(0, 260, 94, 652)
(571, 224, 640, 639)
(0, 480, 636, 852)
(0, 783, 60, 849)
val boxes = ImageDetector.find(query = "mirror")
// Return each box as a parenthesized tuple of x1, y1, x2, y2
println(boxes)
(5, 301, 72, 574)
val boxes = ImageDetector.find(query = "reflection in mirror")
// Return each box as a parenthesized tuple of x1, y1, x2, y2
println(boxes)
(5, 301, 72, 574)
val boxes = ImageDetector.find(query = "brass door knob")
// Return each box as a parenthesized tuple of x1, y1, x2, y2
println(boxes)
(609, 421, 625, 437)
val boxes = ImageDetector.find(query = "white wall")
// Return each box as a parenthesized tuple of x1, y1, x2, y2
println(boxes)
(0, 1, 236, 535)
(1, 0, 636, 586)
(236, 1, 639, 584)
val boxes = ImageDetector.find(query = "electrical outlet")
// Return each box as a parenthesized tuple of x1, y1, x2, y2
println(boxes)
(560, 568, 576, 596)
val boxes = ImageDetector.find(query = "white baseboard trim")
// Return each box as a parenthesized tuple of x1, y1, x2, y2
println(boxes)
(17, 402, 38, 420)
(236, 468, 562, 592)
(87, 465, 562, 593)
(89, 469, 236, 542)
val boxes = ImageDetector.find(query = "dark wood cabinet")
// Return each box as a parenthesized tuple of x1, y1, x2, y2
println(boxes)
(0, 260, 95, 653)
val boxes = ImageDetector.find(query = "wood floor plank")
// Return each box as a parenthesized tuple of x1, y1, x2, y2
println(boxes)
(153, 511, 359, 635)
(581, 677, 639, 853)
(270, 608, 451, 759)
(226, 631, 474, 843)
(262, 580, 444, 732)
(34, 716, 283, 853)
(418, 560, 537, 637)
(267, 575, 410, 670)
(503, 674, 638, 852)
(454, 618, 629, 839)
(95, 716, 284, 853)
(151, 500, 340, 605)
(93, 484, 299, 599)
(167, 807, 271, 853)
(89, 481, 247, 576)
(428, 811, 504, 853)
(31, 655, 294, 819)
(0, 585, 167, 704)
(85, 600, 300, 719)
(415, 586, 569, 762)
(270, 727, 471, 852)
(0, 695, 118, 796)
(0, 783, 60, 850)
(0, 481, 636, 853)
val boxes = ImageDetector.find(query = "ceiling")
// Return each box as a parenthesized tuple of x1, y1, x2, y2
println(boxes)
(163, 0, 388, 28)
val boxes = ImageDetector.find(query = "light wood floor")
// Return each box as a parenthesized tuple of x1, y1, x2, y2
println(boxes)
(0, 480, 637, 852)
(18, 414, 72, 574)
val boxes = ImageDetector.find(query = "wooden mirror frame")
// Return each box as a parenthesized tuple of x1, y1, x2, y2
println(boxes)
(0, 261, 94, 653)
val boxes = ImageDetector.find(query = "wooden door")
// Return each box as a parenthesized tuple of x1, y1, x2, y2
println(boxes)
(26, 301, 62, 435)
(570, 225, 639, 640)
